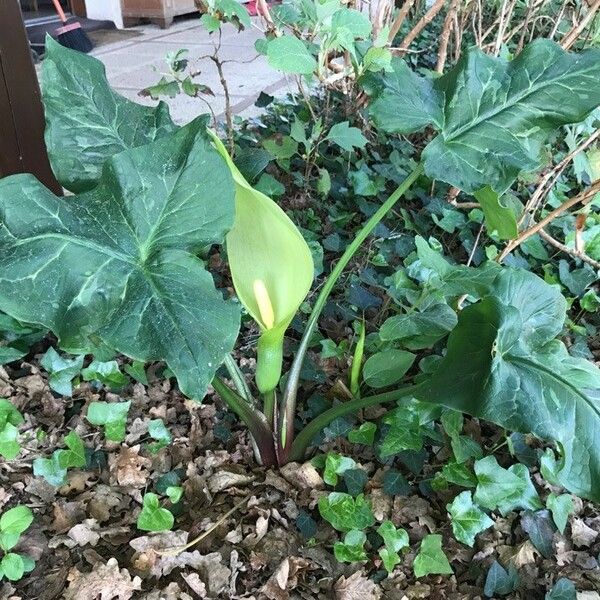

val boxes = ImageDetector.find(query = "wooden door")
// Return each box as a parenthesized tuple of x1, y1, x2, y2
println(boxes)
(0, 0, 62, 194)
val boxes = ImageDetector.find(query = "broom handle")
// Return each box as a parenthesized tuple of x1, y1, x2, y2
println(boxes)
(50, 0, 68, 24)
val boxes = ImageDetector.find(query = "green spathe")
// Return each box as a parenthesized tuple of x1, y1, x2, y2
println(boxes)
(210, 132, 314, 393)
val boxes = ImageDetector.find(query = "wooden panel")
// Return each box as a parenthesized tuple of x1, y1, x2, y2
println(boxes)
(0, 0, 62, 194)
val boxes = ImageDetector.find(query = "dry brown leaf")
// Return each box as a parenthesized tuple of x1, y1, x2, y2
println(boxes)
(63, 557, 142, 600)
(207, 470, 255, 493)
(68, 519, 101, 547)
(261, 557, 312, 600)
(86, 484, 123, 522)
(334, 571, 382, 600)
(181, 572, 208, 598)
(129, 532, 230, 594)
(280, 461, 324, 491)
(110, 445, 152, 488)
(571, 518, 599, 548)
(52, 501, 86, 533)
(497, 540, 539, 568)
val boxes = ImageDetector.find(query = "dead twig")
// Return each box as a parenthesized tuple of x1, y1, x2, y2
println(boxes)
(498, 181, 600, 262)
(560, 0, 600, 50)
(539, 229, 600, 270)
(387, 0, 417, 45)
(436, 0, 460, 72)
(396, 0, 446, 55)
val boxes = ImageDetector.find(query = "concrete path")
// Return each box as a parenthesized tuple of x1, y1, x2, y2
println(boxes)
(90, 16, 290, 124)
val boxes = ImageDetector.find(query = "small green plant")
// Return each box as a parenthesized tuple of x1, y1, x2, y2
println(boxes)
(86, 401, 131, 443)
(137, 492, 176, 532)
(0, 506, 35, 581)
(0, 400, 24, 460)
(33, 430, 86, 486)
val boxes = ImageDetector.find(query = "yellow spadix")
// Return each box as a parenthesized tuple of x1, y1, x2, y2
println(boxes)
(209, 131, 314, 393)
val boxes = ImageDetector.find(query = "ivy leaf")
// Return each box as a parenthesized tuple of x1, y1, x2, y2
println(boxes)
(379, 303, 457, 350)
(296, 511, 318, 538)
(413, 534, 453, 578)
(81, 360, 129, 390)
(474, 186, 518, 240)
(447, 491, 494, 547)
(383, 469, 411, 496)
(333, 529, 368, 562)
(0, 422, 20, 461)
(41, 37, 177, 193)
(56, 431, 86, 469)
(1, 553, 25, 582)
(363, 349, 415, 388)
(377, 521, 408, 573)
(87, 401, 131, 442)
(545, 578, 576, 600)
(326, 122, 368, 153)
(521, 510, 555, 558)
(473, 456, 541, 515)
(0, 507, 33, 553)
(441, 461, 477, 488)
(380, 401, 438, 457)
(0, 118, 239, 402)
(148, 419, 172, 454)
(165, 486, 183, 504)
(324, 453, 357, 486)
(369, 40, 600, 194)
(484, 560, 519, 597)
(33, 454, 67, 487)
(546, 493, 573, 535)
(40, 349, 84, 397)
(318, 492, 375, 532)
(137, 493, 174, 532)
(0, 347, 26, 365)
(266, 36, 316, 75)
(343, 468, 368, 496)
(422, 268, 600, 502)
(348, 422, 376, 445)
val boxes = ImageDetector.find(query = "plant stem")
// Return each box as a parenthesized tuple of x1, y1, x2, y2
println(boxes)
(278, 162, 425, 461)
(262, 389, 276, 428)
(212, 378, 277, 466)
(224, 354, 253, 402)
(288, 383, 424, 462)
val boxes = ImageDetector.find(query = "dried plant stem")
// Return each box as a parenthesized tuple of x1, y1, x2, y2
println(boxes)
(548, 0, 569, 39)
(539, 229, 600, 270)
(560, 0, 600, 50)
(498, 181, 600, 262)
(396, 0, 446, 54)
(519, 129, 600, 228)
(493, 0, 516, 55)
(436, 0, 459, 72)
(387, 0, 417, 45)
(156, 494, 252, 556)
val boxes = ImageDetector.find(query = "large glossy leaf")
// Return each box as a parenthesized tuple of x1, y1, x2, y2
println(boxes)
(421, 269, 600, 501)
(41, 37, 177, 193)
(0, 118, 239, 400)
(369, 40, 600, 193)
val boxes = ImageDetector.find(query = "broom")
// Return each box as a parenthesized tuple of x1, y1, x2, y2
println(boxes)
(50, 0, 93, 53)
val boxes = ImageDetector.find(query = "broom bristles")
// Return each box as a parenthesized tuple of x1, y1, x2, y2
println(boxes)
(56, 21, 93, 53)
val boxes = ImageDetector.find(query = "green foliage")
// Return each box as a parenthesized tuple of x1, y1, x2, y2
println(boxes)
(0, 400, 24, 460)
(323, 452, 356, 486)
(546, 493, 573, 535)
(40, 348, 84, 396)
(266, 36, 317, 75)
(41, 37, 177, 193)
(81, 360, 129, 390)
(148, 419, 172, 454)
(0, 113, 240, 402)
(33, 430, 86, 486)
(413, 534, 453, 578)
(333, 529, 367, 562)
(369, 40, 600, 194)
(0, 506, 35, 582)
(137, 493, 175, 532)
(521, 509, 555, 558)
(87, 401, 131, 442)
(447, 491, 494, 547)
(484, 561, 519, 597)
(423, 268, 600, 502)
(377, 521, 409, 573)
(325, 122, 368, 153)
(318, 492, 375, 532)
(545, 578, 576, 600)
(362, 349, 415, 388)
(473, 456, 542, 515)
(347, 422, 376, 445)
